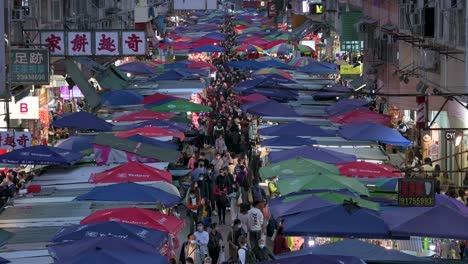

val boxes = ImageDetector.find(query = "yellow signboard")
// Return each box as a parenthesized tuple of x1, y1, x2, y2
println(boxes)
(340, 65, 362, 75)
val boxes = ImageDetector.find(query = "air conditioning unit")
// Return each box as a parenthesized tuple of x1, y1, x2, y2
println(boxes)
(12, 9, 24, 21)
(418, 49, 439, 70)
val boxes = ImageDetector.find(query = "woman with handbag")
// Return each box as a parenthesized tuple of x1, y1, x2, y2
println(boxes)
(214, 169, 229, 225)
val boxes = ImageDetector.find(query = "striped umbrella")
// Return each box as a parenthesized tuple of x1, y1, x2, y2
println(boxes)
(253, 68, 293, 79)
(288, 56, 315, 67)
(268, 43, 295, 55)
(232, 44, 263, 53)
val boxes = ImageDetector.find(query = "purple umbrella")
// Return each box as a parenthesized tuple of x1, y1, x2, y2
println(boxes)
(241, 99, 300, 117)
(326, 99, 368, 116)
(259, 122, 332, 137)
(268, 146, 357, 164)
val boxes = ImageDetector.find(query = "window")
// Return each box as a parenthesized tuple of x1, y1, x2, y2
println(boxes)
(52, 0, 61, 21)
(40, 0, 47, 20)
(378, 34, 398, 64)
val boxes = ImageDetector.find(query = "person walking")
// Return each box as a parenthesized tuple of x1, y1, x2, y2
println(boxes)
(213, 170, 228, 225)
(208, 223, 223, 264)
(247, 201, 264, 248)
(186, 190, 201, 234)
(183, 234, 204, 264)
(252, 237, 275, 261)
(227, 219, 246, 262)
(194, 222, 210, 259)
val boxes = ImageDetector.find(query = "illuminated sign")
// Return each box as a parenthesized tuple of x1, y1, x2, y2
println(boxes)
(340, 65, 362, 75)
(398, 179, 435, 207)
(310, 3, 323, 14)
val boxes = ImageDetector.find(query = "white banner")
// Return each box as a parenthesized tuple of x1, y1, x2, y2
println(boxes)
(67, 32, 92, 56)
(0, 131, 32, 149)
(10, 96, 39, 120)
(41, 32, 65, 56)
(95, 32, 119, 56)
(122, 31, 146, 55)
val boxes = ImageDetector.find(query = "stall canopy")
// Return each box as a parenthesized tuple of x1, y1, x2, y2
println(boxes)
(241, 99, 300, 117)
(235, 87, 299, 101)
(259, 157, 340, 179)
(329, 109, 391, 126)
(296, 61, 338, 74)
(326, 99, 368, 116)
(339, 122, 412, 146)
(190, 44, 225, 53)
(89, 161, 172, 184)
(261, 254, 364, 264)
(280, 239, 431, 263)
(52, 112, 114, 131)
(0, 146, 84, 166)
(51, 221, 167, 248)
(114, 126, 185, 140)
(142, 93, 179, 105)
(101, 90, 144, 106)
(127, 120, 188, 132)
(75, 182, 180, 207)
(225, 60, 267, 70)
(54, 248, 166, 264)
(336, 161, 403, 178)
(268, 146, 357, 164)
(113, 110, 176, 122)
(259, 121, 332, 137)
(261, 136, 316, 147)
(117, 62, 157, 75)
(149, 100, 212, 113)
(126, 135, 178, 150)
(237, 93, 269, 104)
(54, 136, 95, 154)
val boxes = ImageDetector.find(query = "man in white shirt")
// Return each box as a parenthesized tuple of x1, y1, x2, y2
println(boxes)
(194, 221, 210, 258)
(247, 200, 264, 248)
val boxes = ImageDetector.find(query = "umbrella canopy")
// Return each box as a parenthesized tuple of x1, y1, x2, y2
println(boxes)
(190, 44, 225, 53)
(114, 126, 185, 140)
(51, 221, 167, 248)
(375, 178, 399, 191)
(336, 161, 402, 178)
(267, 43, 294, 55)
(288, 57, 315, 67)
(260, 136, 317, 147)
(75, 182, 180, 207)
(238, 87, 299, 101)
(237, 93, 269, 104)
(149, 100, 212, 113)
(117, 62, 157, 75)
(89, 162, 172, 184)
(435, 194, 468, 214)
(127, 120, 188, 131)
(0, 145, 83, 165)
(260, 59, 293, 70)
(326, 99, 368, 116)
(150, 70, 185, 81)
(142, 93, 179, 105)
(81, 208, 185, 234)
(268, 146, 357, 164)
(261, 254, 364, 264)
(54, 248, 166, 264)
(312, 192, 380, 211)
(203, 32, 225, 40)
(0, 228, 14, 246)
(101, 90, 144, 106)
(113, 110, 176, 122)
(382, 204, 468, 239)
(233, 44, 263, 52)
(269, 195, 334, 219)
(297, 61, 338, 75)
(54, 136, 95, 154)
(259, 157, 339, 179)
(126, 135, 178, 151)
(259, 121, 332, 137)
(329, 109, 391, 126)
(339, 122, 412, 146)
(253, 68, 293, 79)
(0, 257, 8, 264)
(52, 112, 114, 131)
(283, 202, 388, 237)
(187, 61, 217, 72)
(241, 99, 300, 117)
(226, 60, 267, 70)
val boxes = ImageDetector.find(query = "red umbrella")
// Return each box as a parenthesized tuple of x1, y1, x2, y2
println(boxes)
(329, 109, 391, 125)
(114, 126, 185, 140)
(187, 61, 217, 72)
(113, 110, 176, 122)
(89, 161, 172, 184)
(142, 93, 179, 105)
(192, 38, 221, 47)
(81, 207, 185, 234)
(238, 93, 269, 104)
(336, 161, 403, 178)
(160, 42, 191, 51)
(242, 38, 269, 48)
(174, 37, 193, 42)
(263, 39, 289, 50)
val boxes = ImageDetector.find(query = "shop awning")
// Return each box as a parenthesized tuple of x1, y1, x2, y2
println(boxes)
(65, 58, 101, 110)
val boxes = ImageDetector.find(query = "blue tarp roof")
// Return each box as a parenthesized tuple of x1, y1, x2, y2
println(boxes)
(117, 62, 156, 75)
(101, 90, 143, 106)
(241, 99, 299, 117)
(260, 122, 333, 137)
(54, 136, 95, 153)
(279, 239, 431, 263)
(339, 121, 412, 146)
(261, 136, 317, 147)
(268, 146, 357, 164)
(297, 61, 338, 75)
(52, 112, 114, 131)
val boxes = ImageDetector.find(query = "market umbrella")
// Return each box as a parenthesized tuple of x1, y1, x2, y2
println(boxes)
(232, 44, 263, 53)
(101, 90, 144, 106)
(339, 122, 412, 146)
(159, 42, 191, 50)
(282, 201, 389, 238)
(149, 100, 212, 113)
(0, 229, 13, 247)
(297, 61, 339, 75)
(277, 173, 370, 196)
(81, 208, 185, 234)
(0, 257, 8, 264)
(187, 61, 217, 72)
(126, 135, 178, 151)
(51, 221, 168, 248)
(142, 93, 179, 105)
(435, 194, 468, 215)
(75, 182, 180, 207)
(190, 44, 225, 53)
(336, 161, 402, 178)
(237, 93, 269, 104)
(54, 136, 95, 154)
(113, 110, 176, 122)
(89, 161, 172, 184)
(114, 126, 185, 140)
(260, 254, 364, 264)
(267, 43, 295, 55)
(259, 157, 340, 179)
(269, 195, 334, 219)
(0, 146, 84, 166)
(326, 99, 368, 116)
(226, 60, 267, 70)
(117, 62, 157, 75)
(241, 99, 300, 117)
(126, 120, 188, 131)
(311, 191, 380, 211)
(297, 44, 314, 54)
(53, 248, 166, 264)
(48, 236, 156, 260)
(256, 56, 284, 62)
(260, 136, 317, 147)
(288, 56, 315, 67)
(329, 109, 391, 126)
(259, 121, 332, 137)
(383, 204, 468, 239)
(253, 68, 293, 79)
(52, 112, 114, 132)
(375, 178, 399, 191)
(268, 146, 357, 164)
(260, 59, 293, 70)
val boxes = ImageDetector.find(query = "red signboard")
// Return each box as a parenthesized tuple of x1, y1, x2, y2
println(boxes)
(398, 179, 435, 207)
(268, 1, 277, 17)
(243, 1, 263, 9)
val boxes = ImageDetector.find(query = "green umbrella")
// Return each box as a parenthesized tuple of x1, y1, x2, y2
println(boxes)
(282, 191, 379, 211)
(259, 157, 339, 179)
(233, 20, 250, 26)
(277, 173, 370, 196)
(0, 228, 14, 246)
(150, 100, 212, 113)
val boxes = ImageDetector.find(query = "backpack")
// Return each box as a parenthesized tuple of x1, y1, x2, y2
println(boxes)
(240, 248, 257, 264)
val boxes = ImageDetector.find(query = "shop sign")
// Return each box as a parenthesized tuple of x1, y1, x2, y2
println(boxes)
(39, 88, 48, 107)
(268, 1, 277, 17)
(398, 179, 435, 207)
(10, 49, 50, 84)
(242, 1, 263, 9)
(40, 31, 146, 56)
(9, 96, 39, 120)
(310, 3, 323, 14)
(0, 131, 32, 150)
(340, 65, 362, 75)
(445, 130, 456, 141)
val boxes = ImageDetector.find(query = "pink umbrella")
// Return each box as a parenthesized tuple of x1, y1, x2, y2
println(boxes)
(336, 161, 403, 178)
(159, 42, 191, 51)
(329, 109, 391, 125)
(187, 61, 217, 72)
(237, 93, 269, 104)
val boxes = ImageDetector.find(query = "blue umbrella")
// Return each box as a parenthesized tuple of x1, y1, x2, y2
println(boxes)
(51, 244, 166, 264)
(260, 59, 293, 70)
(261, 136, 316, 147)
(326, 99, 368, 116)
(126, 135, 178, 150)
(260, 254, 364, 264)
(0, 145, 84, 166)
(238, 88, 298, 101)
(74, 182, 180, 207)
(225, 60, 267, 70)
(268, 146, 357, 164)
(204, 32, 225, 40)
(54, 136, 95, 153)
(297, 61, 339, 75)
(51, 222, 167, 248)
(101, 90, 143, 106)
(190, 44, 225, 53)
(0, 257, 8, 264)
(259, 122, 332, 137)
(117, 62, 156, 75)
(241, 99, 300, 117)
(150, 70, 185, 81)
(126, 120, 188, 132)
(52, 112, 114, 132)
(339, 121, 412, 146)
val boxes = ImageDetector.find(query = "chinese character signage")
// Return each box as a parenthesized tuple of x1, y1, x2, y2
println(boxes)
(41, 32, 65, 56)
(10, 49, 50, 84)
(398, 179, 435, 207)
(95, 32, 119, 56)
(9, 96, 39, 120)
(122, 31, 146, 55)
(40, 31, 146, 56)
(0, 131, 32, 150)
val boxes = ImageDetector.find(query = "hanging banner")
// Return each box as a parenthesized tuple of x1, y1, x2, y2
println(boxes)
(95, 32, 119, 56)
(416, 96, 426, 129)
(9, 96, 40, 120)
(41, 32, 65, 56)
(67, 32, 93, 56)
(10, 49, 50, 84)
(0, 131, 32, 149)
(122, 31, 146, 55)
